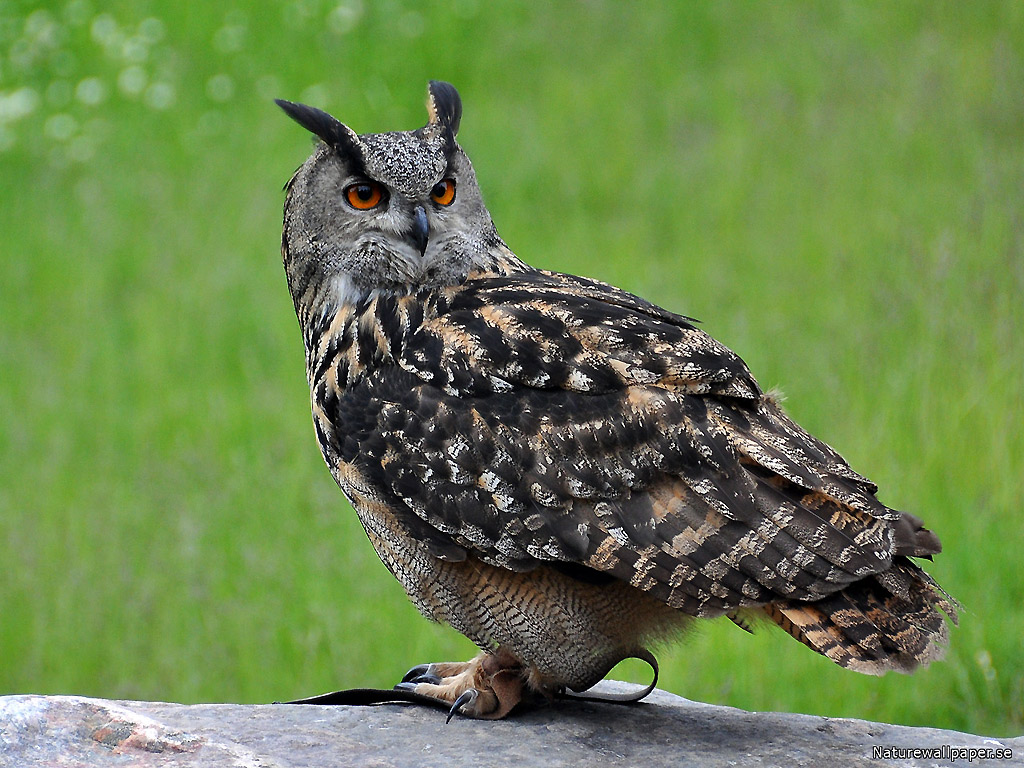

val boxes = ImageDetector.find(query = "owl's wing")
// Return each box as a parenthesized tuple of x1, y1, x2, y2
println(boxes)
(331, 270, 937, 618)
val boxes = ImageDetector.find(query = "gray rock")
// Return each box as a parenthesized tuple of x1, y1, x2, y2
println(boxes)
(1, 683, 1020, 767)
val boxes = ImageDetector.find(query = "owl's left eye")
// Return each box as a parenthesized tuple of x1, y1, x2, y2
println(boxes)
(344, 181, 386, 210)
(430, 179, 456, 206)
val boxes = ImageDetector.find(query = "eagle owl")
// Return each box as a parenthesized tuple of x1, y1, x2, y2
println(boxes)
(276, 81, 956, 719)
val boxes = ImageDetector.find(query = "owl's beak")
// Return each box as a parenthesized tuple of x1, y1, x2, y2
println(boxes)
(411, 205, 429, 255)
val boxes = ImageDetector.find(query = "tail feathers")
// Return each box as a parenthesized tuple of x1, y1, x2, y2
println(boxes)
(760, 558, 958, 675)
(893, 510, 943, 558)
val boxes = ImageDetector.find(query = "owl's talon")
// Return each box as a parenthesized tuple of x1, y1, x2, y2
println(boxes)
(393, 651, 524, 719)
(401, 664, 429, 683)
(408, 673, 442, 685)
(446, 688, 478, 723)
(400, 664, 440, 685)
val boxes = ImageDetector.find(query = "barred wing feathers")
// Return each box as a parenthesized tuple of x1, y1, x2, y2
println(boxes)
(318, 270, 955, 672)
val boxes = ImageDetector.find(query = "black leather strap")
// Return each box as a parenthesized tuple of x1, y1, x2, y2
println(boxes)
(279, 687, 452, 711)
(278, 652, 659, 712)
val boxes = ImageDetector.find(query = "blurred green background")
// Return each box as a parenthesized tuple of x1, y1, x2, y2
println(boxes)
(1, 0, 1021, 737)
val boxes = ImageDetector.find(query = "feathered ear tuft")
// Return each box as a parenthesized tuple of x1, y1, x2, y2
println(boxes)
(425, 80, 462, 138)
(275, 99, 365, 166)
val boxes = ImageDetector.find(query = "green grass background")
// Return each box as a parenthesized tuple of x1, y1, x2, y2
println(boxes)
(1, 0, 1021, 737)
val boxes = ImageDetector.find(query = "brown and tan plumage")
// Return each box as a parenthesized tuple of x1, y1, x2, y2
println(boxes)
(275, 82, 956, 719)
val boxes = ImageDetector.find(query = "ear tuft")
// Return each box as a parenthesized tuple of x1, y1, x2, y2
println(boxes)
(426, 81, 462, 137)
(276, 99, 364, 164)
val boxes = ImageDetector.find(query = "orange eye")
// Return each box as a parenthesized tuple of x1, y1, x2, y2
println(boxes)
(430, 178, 456, 206)
(344, 181, 385, 210)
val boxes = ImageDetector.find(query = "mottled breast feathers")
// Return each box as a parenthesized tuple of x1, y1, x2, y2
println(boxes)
(308, 267, 928, 619)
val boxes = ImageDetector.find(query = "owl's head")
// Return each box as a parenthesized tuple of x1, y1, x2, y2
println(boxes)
(277, 81, 513, 315)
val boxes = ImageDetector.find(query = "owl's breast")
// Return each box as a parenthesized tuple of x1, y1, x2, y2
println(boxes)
(334, 458, 685, 692)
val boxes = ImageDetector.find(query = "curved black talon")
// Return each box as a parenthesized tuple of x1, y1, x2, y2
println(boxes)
(400, 664, 442, 686)
(401, 664, 429, 683)
(446, 688, 478, 723)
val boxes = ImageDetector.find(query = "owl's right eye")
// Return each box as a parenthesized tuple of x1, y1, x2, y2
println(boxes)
(344, 181, 386, 210)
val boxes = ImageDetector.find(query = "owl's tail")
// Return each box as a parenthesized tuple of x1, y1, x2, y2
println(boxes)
(761, 558, 958, 674)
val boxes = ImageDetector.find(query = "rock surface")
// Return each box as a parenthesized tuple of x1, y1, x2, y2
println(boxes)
(0, 683, 1020, 767)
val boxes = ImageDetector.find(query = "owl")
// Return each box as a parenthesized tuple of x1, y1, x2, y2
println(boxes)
(275, 81, 956, 719)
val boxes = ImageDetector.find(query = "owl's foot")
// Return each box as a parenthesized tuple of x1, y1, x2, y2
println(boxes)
(395, 649, 526, 720)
